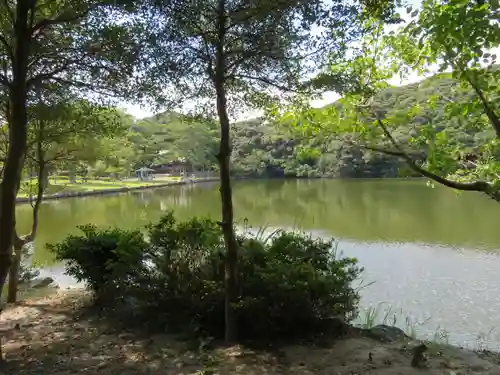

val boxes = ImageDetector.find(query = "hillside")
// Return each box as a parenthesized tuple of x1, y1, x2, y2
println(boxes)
(130, 73, 490, 178)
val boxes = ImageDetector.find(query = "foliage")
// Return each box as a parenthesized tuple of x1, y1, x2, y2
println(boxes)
(13, 66, 499, 182)
(25, 100, 129, 171)
(0, 0, 150, 308)
(141, 0, 372, 114)
(392, 0, 500, 192)
(274, 0, 500, 199)
(0, 0, 149, 101)
(231, 117, 405, 178)
(50, 213, 362, 340)
(48, 225, 149, 302)
(129, 113, 220, 170)
(128, 65, 495, 180)
(140, 0, 380, 342)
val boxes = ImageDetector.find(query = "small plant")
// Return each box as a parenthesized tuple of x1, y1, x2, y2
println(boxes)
(357, 303, 394, 329)
(475, 327, 496, 352)
(234, 231, 362, 338)
(360, 305, 382, 329)
(432, 326, 450, 345)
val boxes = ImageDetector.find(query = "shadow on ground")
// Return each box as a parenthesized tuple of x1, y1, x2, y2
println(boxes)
(1, 292, 500, 375)
(0, 292, 289, 375)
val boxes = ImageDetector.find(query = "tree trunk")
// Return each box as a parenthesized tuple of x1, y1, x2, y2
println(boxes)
(0, 1, 31, 304)
(215, 0, 238, 343)
(42, 166, 49, 188)
(7, 159, 45, 304)
(7, 235, 25, 304)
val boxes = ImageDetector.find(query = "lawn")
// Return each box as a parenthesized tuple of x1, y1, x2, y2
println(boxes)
(17, 176, 186, 198)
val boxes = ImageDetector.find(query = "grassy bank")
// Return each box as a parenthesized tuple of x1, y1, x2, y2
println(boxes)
(16, 176, 213, 200)
(2, 291, 500, 375)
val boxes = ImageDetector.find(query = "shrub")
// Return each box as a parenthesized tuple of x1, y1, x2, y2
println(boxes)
(234, 232, 361, 338)
(48, 224, 149, 303)
(138, 212, 227, 330)
(50, 213, 362, 341)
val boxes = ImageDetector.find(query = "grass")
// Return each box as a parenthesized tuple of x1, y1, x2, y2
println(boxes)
(356, 303, 452, 344)
(356, 302, 500, 353)
(16, 176, 199, 198)
(356, 303, 432, 338)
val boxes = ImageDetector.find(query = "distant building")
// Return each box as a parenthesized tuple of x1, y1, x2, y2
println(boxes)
(151, 158, 192, 175)
(135, 167, 155, 180)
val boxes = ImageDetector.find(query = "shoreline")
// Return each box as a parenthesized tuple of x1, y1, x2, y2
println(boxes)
(16, 176, 426, 204)
(16, 177, 220, 204)
(3, 290, 500, 374)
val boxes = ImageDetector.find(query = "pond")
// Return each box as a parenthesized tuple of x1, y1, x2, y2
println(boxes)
(16, 179, 500, 349)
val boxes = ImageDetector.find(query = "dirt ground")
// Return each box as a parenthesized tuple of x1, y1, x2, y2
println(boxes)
(0, 291, 500, 375)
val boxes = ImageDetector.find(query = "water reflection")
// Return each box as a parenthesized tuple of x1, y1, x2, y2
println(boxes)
(16, 179, 500, 265)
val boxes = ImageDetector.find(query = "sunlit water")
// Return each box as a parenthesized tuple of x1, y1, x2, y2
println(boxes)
(16, 179, 500, 349)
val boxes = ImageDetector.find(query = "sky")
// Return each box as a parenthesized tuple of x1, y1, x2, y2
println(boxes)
(121, 69, 426, 120)
(118, 0, 441, 121)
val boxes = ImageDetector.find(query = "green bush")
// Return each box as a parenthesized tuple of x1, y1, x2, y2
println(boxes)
(234, 232, 361, 338)
(50, 213, 362, 340)
(48, 224, 149, 303)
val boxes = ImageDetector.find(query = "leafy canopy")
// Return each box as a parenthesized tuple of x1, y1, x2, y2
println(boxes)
(275, 0, 500, 200)
(141, 0, 399, 115)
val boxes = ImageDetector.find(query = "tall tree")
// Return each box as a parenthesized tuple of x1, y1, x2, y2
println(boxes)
(0, 0, 144, 307)
(6, 99, 125, 303)
(279, 0, 500, 200)
(144, 0, 398, 341)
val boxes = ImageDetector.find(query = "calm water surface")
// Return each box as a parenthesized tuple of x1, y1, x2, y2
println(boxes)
(16, 179, 500, 349)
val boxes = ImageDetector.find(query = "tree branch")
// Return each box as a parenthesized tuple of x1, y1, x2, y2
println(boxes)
(358, 140, 494, 195)
(361, 118, 498, 198)
(189, 19, 215, 78)
(466, 74, 500, 137)
(445, 48, 500, 137)
(1, 0, 14, 25)
(231, 73, 305, 94)
(35, 75, 118, 96)
(32, 7, 91, 33)
(26, 60, 75, 87)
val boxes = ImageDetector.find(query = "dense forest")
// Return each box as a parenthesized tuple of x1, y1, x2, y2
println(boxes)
(13, 73, 465, 181)
(125, 72, 492, 179)
(27, 70, 494, 181)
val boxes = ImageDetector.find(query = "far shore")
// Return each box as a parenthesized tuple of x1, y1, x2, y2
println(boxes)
(15, 175, 430, 204)
(16, 176, 219, 204)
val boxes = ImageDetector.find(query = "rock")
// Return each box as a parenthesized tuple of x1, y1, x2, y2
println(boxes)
(31, 277, 56, 289)
(365, 325, 410, 343)
(411, 343, 428, 367)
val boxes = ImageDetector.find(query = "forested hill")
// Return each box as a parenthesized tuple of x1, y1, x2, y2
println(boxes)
(131, 73, 492, 178)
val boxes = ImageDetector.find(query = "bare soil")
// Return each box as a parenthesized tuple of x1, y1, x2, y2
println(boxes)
(1, 291, 500, 375)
